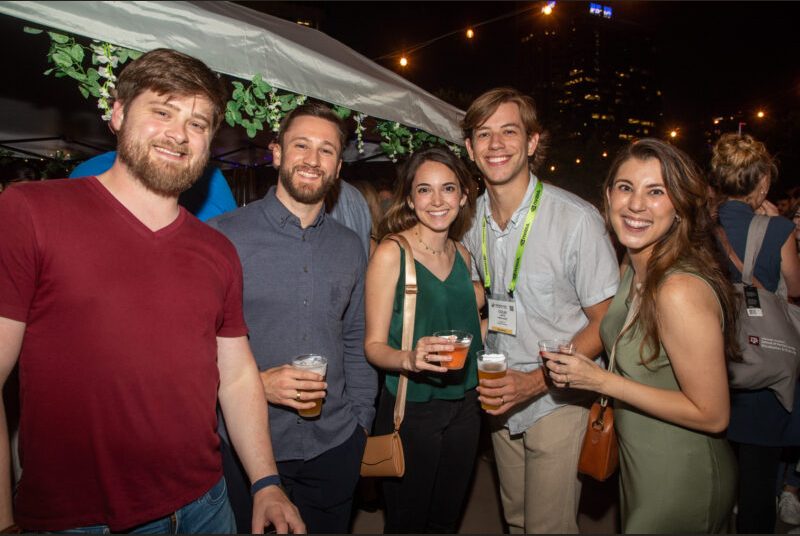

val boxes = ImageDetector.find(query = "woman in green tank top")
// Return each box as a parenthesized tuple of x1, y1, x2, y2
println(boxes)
(542, 139, 740, 533)
(365, 147, 484, 533)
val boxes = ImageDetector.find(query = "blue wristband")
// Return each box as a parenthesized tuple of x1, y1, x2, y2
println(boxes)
(251, 474, 282, 496)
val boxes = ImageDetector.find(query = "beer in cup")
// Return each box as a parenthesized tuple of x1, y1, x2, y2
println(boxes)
(477, 350, 507, 410)
(537, 339, 575, 386)
(291, 354, 327, 418)
(432, 330, 473, 370)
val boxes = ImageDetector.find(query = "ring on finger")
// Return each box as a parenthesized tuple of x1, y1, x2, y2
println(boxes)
(295, 390, 301, 402)
(423, 355, 429, 363)
(500, 395, 505, 405)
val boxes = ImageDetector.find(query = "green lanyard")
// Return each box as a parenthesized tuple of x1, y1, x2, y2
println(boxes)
(481, 180, 544, 296)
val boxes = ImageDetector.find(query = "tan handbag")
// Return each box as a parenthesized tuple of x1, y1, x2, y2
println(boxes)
(360, 234, 416, 478)
(578, 275, 638, 481)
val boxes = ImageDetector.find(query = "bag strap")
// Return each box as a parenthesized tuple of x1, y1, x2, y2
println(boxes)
(742, 215, 770, 286)
(384, 234, 417, 432)
(601, 269, 640, 408)
(715, 220, 767, 289)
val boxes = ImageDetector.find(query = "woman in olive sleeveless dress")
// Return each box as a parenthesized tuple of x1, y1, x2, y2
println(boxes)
(542, 139, 739, 533)
(600, 267, 736, 532)
(364, 147, 482, 533)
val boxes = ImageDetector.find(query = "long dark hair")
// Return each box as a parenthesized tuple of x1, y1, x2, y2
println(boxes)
(379, 147, 476, 240)
(603, 138, 740, 364)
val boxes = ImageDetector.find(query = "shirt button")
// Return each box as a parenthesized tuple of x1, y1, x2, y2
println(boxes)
(303, 266, 308, 273)
(303, 299, 308, 306)
(296, 418, 302, 424)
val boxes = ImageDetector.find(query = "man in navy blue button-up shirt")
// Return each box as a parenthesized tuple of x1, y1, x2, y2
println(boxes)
(209, 103, 377, 534)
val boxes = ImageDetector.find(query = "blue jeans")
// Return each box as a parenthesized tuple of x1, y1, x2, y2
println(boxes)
(54, 477, 235, 534)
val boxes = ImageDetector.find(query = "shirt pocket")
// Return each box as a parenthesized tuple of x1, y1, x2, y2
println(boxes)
(322, 270, 356, 321)
(517, 267, 554, 319)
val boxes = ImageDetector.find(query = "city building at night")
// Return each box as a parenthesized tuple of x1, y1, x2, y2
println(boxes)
(519, 1, 663, 152)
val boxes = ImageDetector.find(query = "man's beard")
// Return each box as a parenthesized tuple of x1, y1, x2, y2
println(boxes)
(117, 123, 208, 198)
(278, 162, 336, 205)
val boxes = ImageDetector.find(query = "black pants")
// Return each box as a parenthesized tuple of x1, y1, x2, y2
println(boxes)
(374, 387, 481, 533)
(734, 442, 782, 534)
(222, 426, 366, 534)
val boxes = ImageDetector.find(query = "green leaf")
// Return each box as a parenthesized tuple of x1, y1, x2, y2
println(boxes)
(127, 49, 143, 60)
(253, 86, 265, 99)
(88, 86, 101, 98)
(43, 68, 54, 76)
(117, 48, 129, 63)
(244, 104, 254, 116)
(87, 68, 100, 82)
(226, 100, 240, 112)
(23, 27, 44, 35)
(380, 142, 393, 153)
(78, 86, 89, 98)
(232, 81, 245, 91)
(332, 105, 351, 119)
(52, 51, 73, 67)
(48, 31, 70, 44)
(233, 109, 242, 122)
(252, 118, 263, 130)
(54, 71, 66, 78)
(70, 44, 84, 62)
(66, 69, 86, 82)
(225, 112, 236, 128)
(246, 127, 257, 138)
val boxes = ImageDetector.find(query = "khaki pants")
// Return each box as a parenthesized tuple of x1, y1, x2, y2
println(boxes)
(492, 403, 588, 534)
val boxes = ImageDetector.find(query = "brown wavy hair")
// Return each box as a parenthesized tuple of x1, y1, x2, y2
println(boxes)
(461, 87, 549, 172)
(114, 48, 228, 131)
(710, 133, 777, 199)
(603, 138, 740, 364)
(379, 147, 476, 240)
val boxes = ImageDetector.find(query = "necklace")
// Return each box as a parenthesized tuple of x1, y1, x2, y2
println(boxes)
(414, 229, 449, 255)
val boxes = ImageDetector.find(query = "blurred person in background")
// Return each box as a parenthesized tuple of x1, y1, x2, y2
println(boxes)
(710, 133, 800, 534)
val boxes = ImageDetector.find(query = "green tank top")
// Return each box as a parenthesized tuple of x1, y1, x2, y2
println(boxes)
(385, 245, 481, 402)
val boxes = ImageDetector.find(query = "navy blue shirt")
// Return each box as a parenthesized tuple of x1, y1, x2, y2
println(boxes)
(209, 187, 376, 461)
(718, 200, 799, 446)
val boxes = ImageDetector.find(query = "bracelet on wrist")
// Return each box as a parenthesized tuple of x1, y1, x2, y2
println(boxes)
(251, 474, 282, 496)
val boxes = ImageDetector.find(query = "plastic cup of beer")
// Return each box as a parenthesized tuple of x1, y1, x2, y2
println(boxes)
(477, 350, 507, 410)
(291, 354, 327, 418)
(537, 339, 574, 385)
(433, 330, 473, 370)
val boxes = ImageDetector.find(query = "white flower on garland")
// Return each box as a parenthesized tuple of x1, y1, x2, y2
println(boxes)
(354, 113, 366, 153)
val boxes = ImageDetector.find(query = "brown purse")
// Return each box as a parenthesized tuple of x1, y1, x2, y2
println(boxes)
(360, 234, 416, 478)
(578, 275, 638, 481)
(578, 396, 618, 481)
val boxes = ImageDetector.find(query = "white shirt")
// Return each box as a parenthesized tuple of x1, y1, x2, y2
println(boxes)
(462, 174, 619, 434)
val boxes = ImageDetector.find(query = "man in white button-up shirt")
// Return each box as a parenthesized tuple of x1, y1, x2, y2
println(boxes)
(461, 87, 619, 534)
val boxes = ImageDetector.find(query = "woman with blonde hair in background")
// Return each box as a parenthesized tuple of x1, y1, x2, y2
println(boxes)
(544, 138, 738, 533)
(711, 132, 800, 533)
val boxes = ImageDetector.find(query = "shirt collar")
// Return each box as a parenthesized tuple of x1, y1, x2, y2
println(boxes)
(263, 186, 326, 230)
(484, 172, 540, 230)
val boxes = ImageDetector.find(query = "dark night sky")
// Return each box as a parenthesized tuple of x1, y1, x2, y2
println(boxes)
(287, 1, 800, 186)
(298, 1, 800, 127)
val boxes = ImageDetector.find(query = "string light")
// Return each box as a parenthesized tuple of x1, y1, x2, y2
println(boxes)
(373, 2, 555, 64)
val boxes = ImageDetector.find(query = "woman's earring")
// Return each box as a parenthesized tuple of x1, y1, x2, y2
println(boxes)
(675, 214, 681, 223)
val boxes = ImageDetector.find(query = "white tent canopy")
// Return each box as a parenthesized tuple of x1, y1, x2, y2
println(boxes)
(0, 0, 465, 145)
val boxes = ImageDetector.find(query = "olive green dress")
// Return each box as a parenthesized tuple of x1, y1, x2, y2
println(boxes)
(599, 268, 737, 534)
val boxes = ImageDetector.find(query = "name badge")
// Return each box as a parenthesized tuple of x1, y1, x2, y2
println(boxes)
(487, 295, 517, 336)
